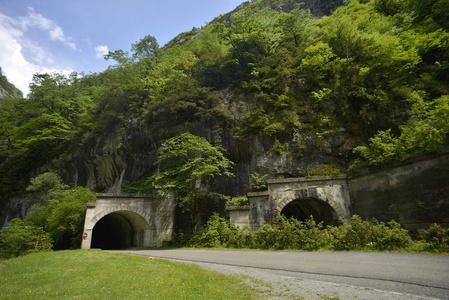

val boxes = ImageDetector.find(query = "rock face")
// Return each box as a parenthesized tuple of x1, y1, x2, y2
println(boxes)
(56, 89, 353, 193)
(276, 0, 345, 16)
(0, 70, 22, 100)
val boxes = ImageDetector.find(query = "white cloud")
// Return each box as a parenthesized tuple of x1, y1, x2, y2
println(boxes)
(95, 45, 109, 59)
(19, 7, 77, 50)
(0, 8, 74, 96)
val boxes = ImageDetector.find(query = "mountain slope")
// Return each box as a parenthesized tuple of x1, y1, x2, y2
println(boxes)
(0, 0, 448, 228)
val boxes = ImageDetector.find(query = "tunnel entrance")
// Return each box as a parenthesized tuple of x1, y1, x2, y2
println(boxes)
(91, 211, 149, 250)
(281, 198, 337, 226)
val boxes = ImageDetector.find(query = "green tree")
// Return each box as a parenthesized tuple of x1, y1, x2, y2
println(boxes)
(353, 95, 449, 166)
(131, 34, 161, 71)
(277, 4, 313, 46)
(147, 133, 234, 229)
(26, 171, 62, 193)
(25, 173, 96, 249)
(0, 95, 24, 157)
(0, 218, 52, 259)
(214, 8, 282, 80)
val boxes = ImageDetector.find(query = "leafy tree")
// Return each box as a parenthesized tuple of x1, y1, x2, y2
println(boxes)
(46, 186, 96, 249)
(26, 172, 62, 193)
(214, 7, 283, 81)
(277, 4, 314, 47)
(131, 35, 161, 70)
(353, 95, 449, 166)
(0, 95, 24, 157)
(27, 73, 94, 121)
(25, 173, 96, 249)
(0, 218, 52, 259)
(147, 133, 234, 229)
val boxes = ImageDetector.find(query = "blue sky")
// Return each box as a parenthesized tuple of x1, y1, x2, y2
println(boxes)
(0, 0, 244, 95)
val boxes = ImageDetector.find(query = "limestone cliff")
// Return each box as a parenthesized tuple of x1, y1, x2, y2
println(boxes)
(57, 88, 356, 194)
(0, 68, 22, 100)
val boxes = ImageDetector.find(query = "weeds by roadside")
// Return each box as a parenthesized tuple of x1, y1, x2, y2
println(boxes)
(187, 214, 448, 253)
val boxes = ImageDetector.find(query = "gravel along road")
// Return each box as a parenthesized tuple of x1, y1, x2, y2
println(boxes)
(112, 249, 449, 300)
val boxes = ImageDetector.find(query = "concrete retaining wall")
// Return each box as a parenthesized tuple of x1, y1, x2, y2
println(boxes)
(349, 150, 449, 231)
(229, 150, 449, 231)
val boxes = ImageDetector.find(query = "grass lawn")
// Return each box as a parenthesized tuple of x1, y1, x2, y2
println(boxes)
(0, 250, 259, 299)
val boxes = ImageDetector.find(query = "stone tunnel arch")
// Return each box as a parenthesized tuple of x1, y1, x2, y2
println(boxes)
(90, 210, 150, 250)
(279, 198, 338, 226)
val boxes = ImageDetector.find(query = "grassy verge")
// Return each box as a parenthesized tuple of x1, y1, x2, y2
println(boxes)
(0, 250, 259, 299)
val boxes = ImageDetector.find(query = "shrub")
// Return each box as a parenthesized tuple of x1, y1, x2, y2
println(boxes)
(250, 173, 268, 192)
(371, 220, 412, 250)
(193, 214, 418, 252)
(0, 218, 53, 259)
(298, 165, 345, 178)
(252, 224, 277, 249)
(195, 213, 245, 248)
(250, 216, 331, 250)
(329, 216, 412, 251)
(26, 172, 62, 193)
(225, 196, 249, 209)
(419, 223, 449, 250)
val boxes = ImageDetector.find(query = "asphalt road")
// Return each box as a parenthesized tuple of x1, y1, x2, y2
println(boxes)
(113, 249, 449, 299)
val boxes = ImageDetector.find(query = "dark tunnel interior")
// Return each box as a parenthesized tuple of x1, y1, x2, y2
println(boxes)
(281, 198, 337, 225)
(91, 212, 134, 250)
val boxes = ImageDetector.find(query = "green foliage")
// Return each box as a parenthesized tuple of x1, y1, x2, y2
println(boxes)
(0, 72, 98, 197)
(330, 215, 412, 250)
(374, 0, 405, 16)
(0, 95, 23, 157)
(419, 223, 449, 250)
(121, 180, 152, 194)
(26, 171, 62, 193)
(147, 133, 234, 230)
(1, 0, 449, 212)
(253, 216, 330, 250)
(298, 165, 346, 178)
(353, 129, 398, 166)
(301, 42, 335, 68)
(46, 186, 96, 249)
(250, 172, 269, 191)
(353, 95, 449, 166)
(0, 218, 52, 259)
(195, 213, 251, 248)
(193, 214, 414, 251)
(24, 173, 96, 250)
(225, 196, 249, 208)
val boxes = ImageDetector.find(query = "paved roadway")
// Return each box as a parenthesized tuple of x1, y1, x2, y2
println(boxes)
(114, 249, 449, 299)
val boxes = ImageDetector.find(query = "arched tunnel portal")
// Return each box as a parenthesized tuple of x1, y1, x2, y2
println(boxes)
(280, 198, 338, 226)
(91, 210, 150, 250)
